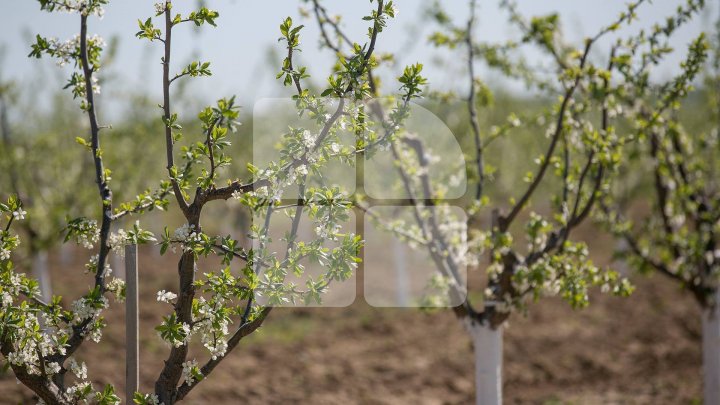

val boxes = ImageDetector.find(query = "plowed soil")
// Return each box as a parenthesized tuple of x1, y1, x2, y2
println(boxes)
(0, 246, 703, 405)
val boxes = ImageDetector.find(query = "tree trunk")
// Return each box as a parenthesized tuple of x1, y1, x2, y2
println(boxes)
(33, 251, 52, 301)
(466, 319, 503, 405)
(703, 288, 720, 404)
(392, 237, 409, 306)
(155, 250, 197, 404)
(59, 244, 73, 265)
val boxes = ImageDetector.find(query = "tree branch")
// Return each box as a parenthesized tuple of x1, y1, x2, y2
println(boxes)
(499, 39, 593, 232)
(466, 0, 485, 201)
(162, 5, 190, 216)
(175, 307, 272, 401)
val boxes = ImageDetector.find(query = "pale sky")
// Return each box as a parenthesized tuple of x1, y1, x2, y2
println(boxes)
(0, 0, 713, 115)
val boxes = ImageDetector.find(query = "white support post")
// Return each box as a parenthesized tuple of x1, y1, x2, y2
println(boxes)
(125, 244, 139, 401)
(467, 320, 503, 405)
(33, 251, 51, 301)
(703, 288, 720, 405)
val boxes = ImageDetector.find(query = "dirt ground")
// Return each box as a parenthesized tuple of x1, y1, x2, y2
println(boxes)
(0, 246, 704, 405)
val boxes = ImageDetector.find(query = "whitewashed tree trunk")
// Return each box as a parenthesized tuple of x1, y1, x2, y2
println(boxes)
(392, 238, 409, 306)
(466, 320, 503, 405)
(32, 251, 52, 301)
(703, 288, 720, 405)
(59, 243, 73, 265)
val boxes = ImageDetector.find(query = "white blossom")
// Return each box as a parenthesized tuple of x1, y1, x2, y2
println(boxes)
(6, 313, 46, 375)
(47, 35, 80, 67)
(193, 298, 230, 359)
(181, 359, 200, 385)
(73, 220, 100, 249)
(154, 2, 166, 15)
(173, 224, 193, 241)
(51, 0, 105, 17)
(89, 327, 103, 343)
(296, 164, 308, 176)
(107, 229, 128, 257)
(301, 130, 316, 149)
(66, 381, 92, 398)
(253, 186, 269, 198)
(46, 362, 61, 375)
(12, 209, 26, 221)
(69, 358, 88, 380)
(91, 75, 101, 95)
(1, 291, 12, 307)
(448, 173, 462, 187)
(172, 223, 200, 251)
(106, 278, 126, 302)
(706, 251, 716, 266)
(157, 290, 177, 303)
(136, 393, 160, 405)
(70, 296, 108, 325)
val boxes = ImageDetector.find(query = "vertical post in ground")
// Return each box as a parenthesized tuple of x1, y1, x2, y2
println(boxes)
(113, 249, 125, 280)
(703, 288, 720, 405)
(125, 244, 139, 401)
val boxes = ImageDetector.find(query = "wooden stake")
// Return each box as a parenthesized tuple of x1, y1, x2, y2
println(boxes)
(125, 244, 139, 401)
(703, 289, 720, 405)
